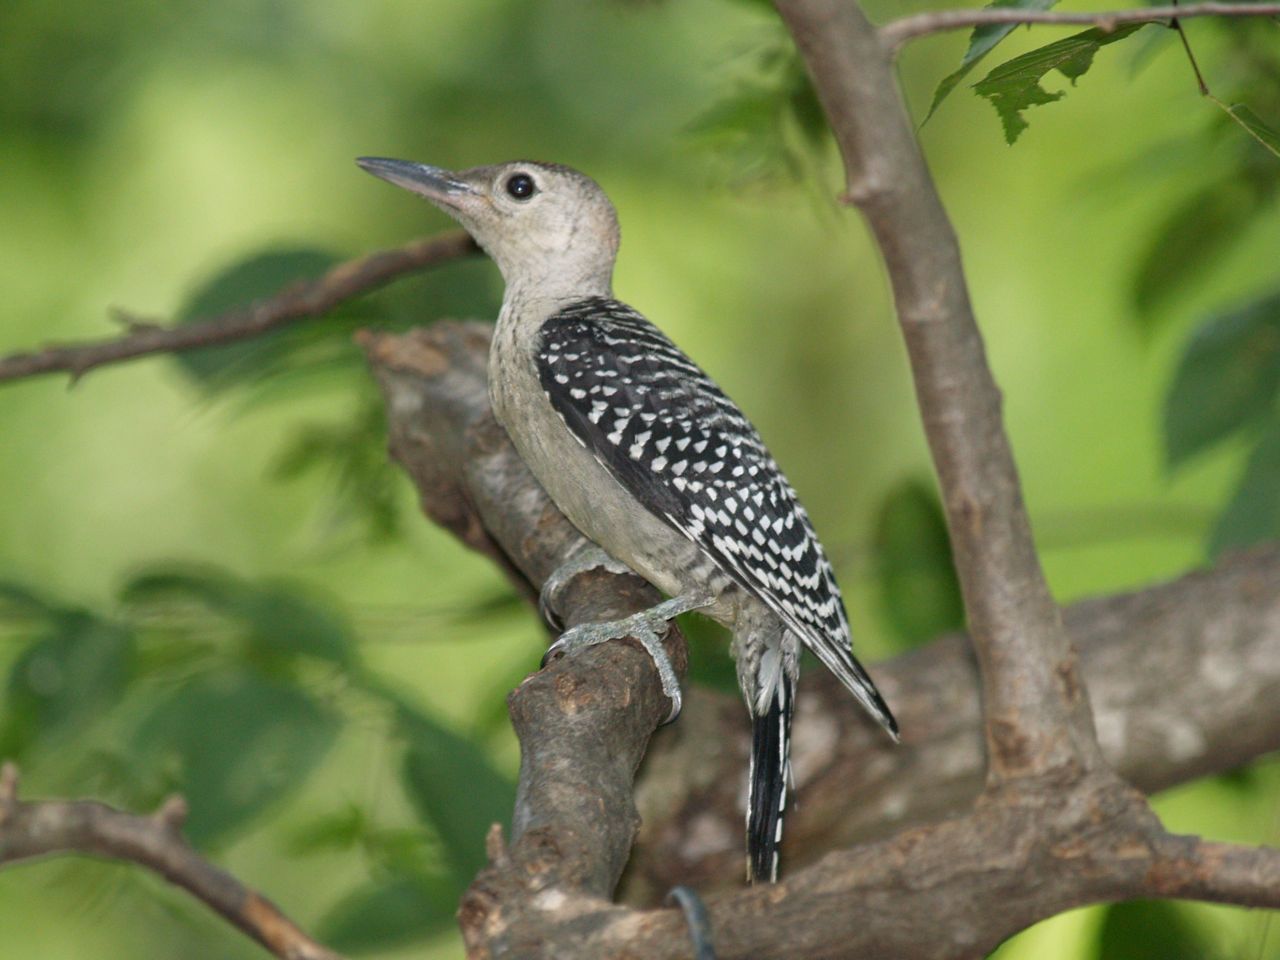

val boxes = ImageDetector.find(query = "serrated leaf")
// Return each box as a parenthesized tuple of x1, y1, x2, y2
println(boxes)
(873, 480, 964, 648)
(926, 0, 1060, 122)
(1209, 418, 1280, 556)
(974, 23, 1147, 144)
(1164, 290, 1280, 468)
(399, 710, 515, 882)
(317, 874, 458, 953)
(1133, 179, 1268, 322)
(0, 612, 134, 759)
(1094, 899, 1212, 959)
(121, 565, 355, 666)
(133, 669, 340, 845)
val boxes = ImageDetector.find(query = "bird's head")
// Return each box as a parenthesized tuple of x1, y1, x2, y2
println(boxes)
(357, 157, 620, 299)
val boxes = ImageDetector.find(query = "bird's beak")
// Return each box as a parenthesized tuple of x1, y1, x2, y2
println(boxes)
(355, 157, 478, 207)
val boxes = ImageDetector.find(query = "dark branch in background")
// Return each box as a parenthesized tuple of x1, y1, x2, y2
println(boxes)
(0, 764, 345, 960)
(880, 3, 1280, 51)
(363, 324, 1280, 959)
(0, 231, 478, 386)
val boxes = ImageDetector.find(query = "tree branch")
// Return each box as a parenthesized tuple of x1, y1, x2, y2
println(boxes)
(0, 763, 344, 960)
(881, 3, 1280, 51)
(775, 0, 1098, 783)
(356, 5, 1280, 949)
(1147, 835, 1280, 908)
(361, 324, 691, 935)
(624, 545, 1280, 901)
(0, 230, 478, 386)
(364, 322, 1280, 958)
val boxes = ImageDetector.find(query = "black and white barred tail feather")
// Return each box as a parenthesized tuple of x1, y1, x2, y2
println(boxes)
(748, 670, 794, 884)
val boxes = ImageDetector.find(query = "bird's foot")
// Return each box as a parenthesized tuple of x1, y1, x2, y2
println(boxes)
(667, 886, 716, 960)
(542, 592, 713, 724)
(539, 543, 634, 631)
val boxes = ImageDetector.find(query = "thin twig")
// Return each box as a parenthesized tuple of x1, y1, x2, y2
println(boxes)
(1171, 0, 1212, 95)
(1165, 1, 1280, 160)
(0, 230, 479, 386)
(881, 3, 1280, 51)
(0, 763, 346, 960)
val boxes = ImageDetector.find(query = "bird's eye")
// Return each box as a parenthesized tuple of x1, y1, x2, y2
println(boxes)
(505, 173, 536, 200)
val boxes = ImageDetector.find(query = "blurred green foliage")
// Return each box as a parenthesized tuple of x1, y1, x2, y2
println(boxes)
(873, 479, 964, 648)
(1094, 899, 1216, 960)
(1, 1, 1279, 958)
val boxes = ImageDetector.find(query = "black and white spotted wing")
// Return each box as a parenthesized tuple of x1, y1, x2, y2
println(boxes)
(536, 297, 896, 735)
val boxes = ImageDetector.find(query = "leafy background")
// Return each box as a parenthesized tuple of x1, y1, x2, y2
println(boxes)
(1, 0, 1278, 957)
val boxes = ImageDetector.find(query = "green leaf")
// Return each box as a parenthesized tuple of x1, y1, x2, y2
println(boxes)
(318, 874, 458, 953)
(175, 252, 353, 394)
(0, 580, 54, 618)
(1208, 418, 1280, 556)
(1093, 900, 1213, 960)
(973, 23, 1147, 144)
(688, 44, 827, 186)
(1223, 102, 1280, 158)
(873, 480, 964, 648)
(398, 710, 515, 882)
(1164, 290, 1280, 468)
(121, 565, 355, 667)
(132, 669, 339, 845)
(0, 611, 134, 759)
(926, 0, 1059, 122)
(285, 804, 369, 856)
(1133, 178, 1270, 322)
(235, 584, 356, 667)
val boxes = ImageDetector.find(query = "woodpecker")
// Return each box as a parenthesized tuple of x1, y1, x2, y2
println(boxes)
(357, 157, 898, 882)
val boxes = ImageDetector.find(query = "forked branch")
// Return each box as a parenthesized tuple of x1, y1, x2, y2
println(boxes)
(0, 763, 345, 960)
(364, 324, 1280, 959)
(776, 0, 1099, 783)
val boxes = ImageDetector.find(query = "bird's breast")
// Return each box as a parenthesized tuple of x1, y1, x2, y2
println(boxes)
(487, 318, 737, 614)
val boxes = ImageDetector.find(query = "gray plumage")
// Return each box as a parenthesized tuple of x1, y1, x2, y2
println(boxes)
(356, 156, 898, 883)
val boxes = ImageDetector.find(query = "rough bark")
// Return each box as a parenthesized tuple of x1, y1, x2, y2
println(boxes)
(363, 322, 1280, 959)
(626, 546, 1280, 900)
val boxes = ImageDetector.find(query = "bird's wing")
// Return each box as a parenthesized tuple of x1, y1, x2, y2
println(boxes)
(536, 297, 895, 734)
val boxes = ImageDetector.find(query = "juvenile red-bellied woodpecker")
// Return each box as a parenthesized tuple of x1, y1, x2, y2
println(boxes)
(358, 157, 899, 883)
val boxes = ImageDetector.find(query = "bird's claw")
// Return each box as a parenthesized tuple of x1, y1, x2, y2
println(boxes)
(543, 608, 684, 722)
(538, 543, 633, 631)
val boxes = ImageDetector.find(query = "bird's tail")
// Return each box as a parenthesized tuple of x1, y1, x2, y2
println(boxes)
(747, 669, 794, 884)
